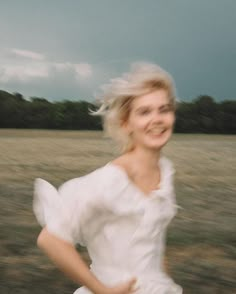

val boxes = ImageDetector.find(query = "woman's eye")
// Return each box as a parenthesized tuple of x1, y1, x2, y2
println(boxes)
(161, 108, 170, 113)
(139, 109, 150, 115)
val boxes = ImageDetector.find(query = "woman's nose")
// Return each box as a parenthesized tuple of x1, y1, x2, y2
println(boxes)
(151, 112, 164, 124)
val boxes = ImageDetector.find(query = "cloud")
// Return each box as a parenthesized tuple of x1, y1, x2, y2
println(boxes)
(0, 64, 49, 82)
(0, 48, 93, 83)
(52, 62, 93, 79)
(74, 63, 93, 79)
(53, 62, 72, 72)
(11, 48, 45, 60)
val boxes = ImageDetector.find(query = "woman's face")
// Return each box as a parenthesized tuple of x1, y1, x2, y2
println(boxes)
(124, 89, 175, 151)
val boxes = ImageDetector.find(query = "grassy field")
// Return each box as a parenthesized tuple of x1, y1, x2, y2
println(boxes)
(0, 129, 235, 293)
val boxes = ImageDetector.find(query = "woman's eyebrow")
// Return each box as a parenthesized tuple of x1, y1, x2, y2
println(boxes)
(159, 103, 172, 109)
(135, 103, 171, 112)
(134, 106, 151, 113)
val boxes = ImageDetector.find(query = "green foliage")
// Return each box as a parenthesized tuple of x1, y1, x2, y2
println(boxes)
(0, 90, 236, 133)
(0, 90, 102, 130)
(174, 95, 236, 134)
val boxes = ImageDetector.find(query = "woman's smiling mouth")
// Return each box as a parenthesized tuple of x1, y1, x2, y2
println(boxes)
(148, 128, 166, 136)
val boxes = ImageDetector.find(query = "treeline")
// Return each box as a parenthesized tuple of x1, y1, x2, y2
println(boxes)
(0, 90, 101, 130)
(0, 90, 236, 133)
(175, 95, 236, 134)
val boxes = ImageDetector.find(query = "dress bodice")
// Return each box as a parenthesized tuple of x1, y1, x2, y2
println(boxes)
(33, 156, 182, 294)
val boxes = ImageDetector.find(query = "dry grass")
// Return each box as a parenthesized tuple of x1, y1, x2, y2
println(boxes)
(0, 129, 235, 293)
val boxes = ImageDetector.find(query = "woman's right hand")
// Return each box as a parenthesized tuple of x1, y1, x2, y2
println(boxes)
(103, 277, 139, 294)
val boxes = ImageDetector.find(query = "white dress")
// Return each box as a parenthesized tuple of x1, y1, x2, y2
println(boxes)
(33, 155, 183, 294)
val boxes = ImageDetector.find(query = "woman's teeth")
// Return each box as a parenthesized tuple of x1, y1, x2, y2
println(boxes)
(149, 129, 165, 135)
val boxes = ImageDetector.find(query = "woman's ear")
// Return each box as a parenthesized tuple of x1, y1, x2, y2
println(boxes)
(121, 119, 132, 136)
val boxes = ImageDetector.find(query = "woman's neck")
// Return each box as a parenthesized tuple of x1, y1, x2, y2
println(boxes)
(125, 146, 161, 172)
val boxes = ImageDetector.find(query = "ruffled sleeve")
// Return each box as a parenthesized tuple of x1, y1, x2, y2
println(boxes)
(33, 178, 86, 246)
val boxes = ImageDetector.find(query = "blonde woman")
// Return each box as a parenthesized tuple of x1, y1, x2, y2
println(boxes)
(34, 62, 183, 294)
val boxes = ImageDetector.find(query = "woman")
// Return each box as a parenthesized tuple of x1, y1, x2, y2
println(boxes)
(34, 62, 183, 293)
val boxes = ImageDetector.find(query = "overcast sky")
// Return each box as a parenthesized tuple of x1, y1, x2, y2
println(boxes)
(0, 0, 235, 102)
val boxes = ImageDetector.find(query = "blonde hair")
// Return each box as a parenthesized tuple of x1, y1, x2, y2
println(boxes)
(90, 62, 177, 154)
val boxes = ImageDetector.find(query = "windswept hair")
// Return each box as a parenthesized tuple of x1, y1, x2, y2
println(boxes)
(90, 62, 177, 154)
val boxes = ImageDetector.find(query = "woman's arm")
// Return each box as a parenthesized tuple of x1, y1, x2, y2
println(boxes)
(37, 228, 137, 294)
